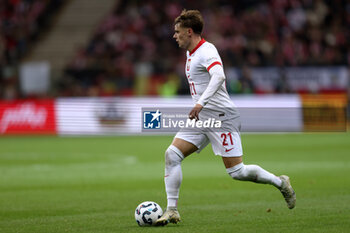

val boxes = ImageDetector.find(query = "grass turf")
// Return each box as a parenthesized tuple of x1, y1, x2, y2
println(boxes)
(0, 133, 349, 233)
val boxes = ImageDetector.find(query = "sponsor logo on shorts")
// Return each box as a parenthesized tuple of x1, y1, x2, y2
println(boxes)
(225, 148, 234, 152)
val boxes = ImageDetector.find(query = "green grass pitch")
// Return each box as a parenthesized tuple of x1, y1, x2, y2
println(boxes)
(0, 133, 349, 233)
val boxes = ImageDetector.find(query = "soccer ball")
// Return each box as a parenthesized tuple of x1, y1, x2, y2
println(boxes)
(134, 201, 163, 226)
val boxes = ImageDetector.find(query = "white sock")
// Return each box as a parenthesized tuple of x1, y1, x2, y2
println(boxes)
(226, 162, 282, 188)
(164, 145, 184, 208)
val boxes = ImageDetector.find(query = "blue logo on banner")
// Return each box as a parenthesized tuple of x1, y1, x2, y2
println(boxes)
(143, 110, 162, 129)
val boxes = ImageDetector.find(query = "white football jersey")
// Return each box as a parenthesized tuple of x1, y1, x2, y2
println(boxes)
(185, 39, 238, 120)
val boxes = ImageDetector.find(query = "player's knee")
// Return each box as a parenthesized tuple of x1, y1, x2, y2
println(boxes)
(165, 145, 184, 167)
(226, 162, 245, 180)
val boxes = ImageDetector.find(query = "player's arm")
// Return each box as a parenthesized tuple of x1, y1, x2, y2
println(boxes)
(189, 64, 225, 120)
(197, 64, 225, 106)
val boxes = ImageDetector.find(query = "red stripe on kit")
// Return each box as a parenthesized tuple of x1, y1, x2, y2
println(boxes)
(189, 38, 206, 56)
(207, 61, 222, 72)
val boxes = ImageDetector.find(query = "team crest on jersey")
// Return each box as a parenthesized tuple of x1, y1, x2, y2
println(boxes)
(186, 59, 191, 71)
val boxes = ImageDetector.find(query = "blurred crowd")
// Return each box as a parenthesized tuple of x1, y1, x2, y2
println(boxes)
(0, 0, 63, 99)
(61, 0, 349, 97)
(1, 0, 349, 98)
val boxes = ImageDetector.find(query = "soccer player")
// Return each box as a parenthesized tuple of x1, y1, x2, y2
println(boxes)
(156, 9, 296, 226)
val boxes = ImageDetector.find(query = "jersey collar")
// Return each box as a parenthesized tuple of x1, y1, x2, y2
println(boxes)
(189, 38, 206, 56)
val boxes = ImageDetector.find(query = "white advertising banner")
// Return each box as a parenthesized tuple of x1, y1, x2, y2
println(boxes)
(234, 95, 302, 132)
(56, 95, 302, 135)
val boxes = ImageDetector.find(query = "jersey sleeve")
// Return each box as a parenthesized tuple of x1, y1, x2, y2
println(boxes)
(201, 45, 223, 72)
(196, 44, 225, 106)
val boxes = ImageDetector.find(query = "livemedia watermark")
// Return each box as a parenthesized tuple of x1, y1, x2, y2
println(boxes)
(141, 107, 347, 133)
(142, 108, 222, 132)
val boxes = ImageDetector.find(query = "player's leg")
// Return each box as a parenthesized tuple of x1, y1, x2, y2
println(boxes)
(223, 156, 296, 209)
(156, 135, 205, 226)
(209, 130, 296, 209)
(164, 138, 198, 209)
(222, 156, 282, 188)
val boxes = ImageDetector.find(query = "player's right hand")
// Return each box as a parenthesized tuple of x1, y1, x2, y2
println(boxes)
(189, 104, 203, 121)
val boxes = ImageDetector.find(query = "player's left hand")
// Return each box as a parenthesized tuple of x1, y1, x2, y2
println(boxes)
(189, 104, 203, 121)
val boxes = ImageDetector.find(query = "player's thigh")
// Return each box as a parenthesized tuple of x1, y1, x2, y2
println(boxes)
(207, 130, 243, 158)
(174, 131, 209, 157)
(172, 138, 198, 157)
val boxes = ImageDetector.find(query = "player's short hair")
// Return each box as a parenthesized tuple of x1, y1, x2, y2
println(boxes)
(174, 9, 204, 35)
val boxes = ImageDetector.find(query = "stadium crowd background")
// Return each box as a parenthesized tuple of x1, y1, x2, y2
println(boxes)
(0, 0, 349, 99)
(0, 0, 64, 99)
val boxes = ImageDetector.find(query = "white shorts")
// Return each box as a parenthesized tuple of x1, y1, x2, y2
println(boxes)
(175, 118, 243, 157)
